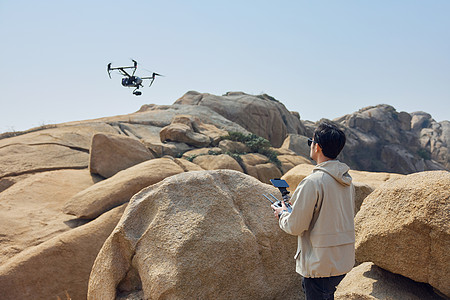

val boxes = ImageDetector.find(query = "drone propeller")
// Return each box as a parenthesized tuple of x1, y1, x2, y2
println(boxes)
(107, 63, 112, 79)
(140, 72, 163, 87)
(131, 59, 137, 76)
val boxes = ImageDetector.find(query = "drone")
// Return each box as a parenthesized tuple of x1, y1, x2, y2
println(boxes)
(107, 60, 162, 96)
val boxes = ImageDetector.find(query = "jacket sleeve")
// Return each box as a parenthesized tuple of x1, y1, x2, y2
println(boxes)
(279, 178, 320, 236)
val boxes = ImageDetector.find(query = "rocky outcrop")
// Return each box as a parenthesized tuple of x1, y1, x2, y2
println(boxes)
(355, 171, 450, 297)
(63, 157, 185, 219)
(0, 169, 101, 265)
(335, 262, 443, 300)
(174, 91, 307, 147)
(331, 105, 447, 174)
(411, 111, 449, 170)
(0, 204, 125, 300)
(88, 170, 301, 300)
(159, 115, 212, 147)
(89, 133, 154, 178)
(0, 123, 119, 178)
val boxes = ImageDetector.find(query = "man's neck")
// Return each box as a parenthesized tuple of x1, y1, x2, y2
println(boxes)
(316, 155, 333, 164)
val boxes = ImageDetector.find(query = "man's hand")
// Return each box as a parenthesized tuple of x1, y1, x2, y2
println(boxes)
(271, 201, 288, 219)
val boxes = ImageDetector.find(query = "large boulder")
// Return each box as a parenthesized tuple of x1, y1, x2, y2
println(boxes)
(88, 170, 301, 300)
(335, 262, 443, 300)
(355, 171, 450, 297)
(0, 169, 101, 265)
(174, 91, 307, 147)
(0, 204, 126, 300)
(63, 157, 185, 219)
(89, 133, 154, 178)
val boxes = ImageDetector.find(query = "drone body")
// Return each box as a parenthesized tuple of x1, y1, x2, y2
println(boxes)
(107, 60, 162, 96)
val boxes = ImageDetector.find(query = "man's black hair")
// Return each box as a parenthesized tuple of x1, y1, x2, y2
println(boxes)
(313, 122, 346, 159)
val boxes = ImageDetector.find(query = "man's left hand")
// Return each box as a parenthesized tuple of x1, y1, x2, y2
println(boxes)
(271, 201, 287, 219)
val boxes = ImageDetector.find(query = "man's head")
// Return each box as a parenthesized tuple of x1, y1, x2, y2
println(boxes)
(309, 122, 346, 161)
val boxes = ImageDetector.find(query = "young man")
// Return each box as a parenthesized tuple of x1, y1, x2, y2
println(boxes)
(272, 122, 355, 300)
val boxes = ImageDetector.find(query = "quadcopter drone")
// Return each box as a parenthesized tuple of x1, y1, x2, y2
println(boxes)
(107, 60, 162, 96)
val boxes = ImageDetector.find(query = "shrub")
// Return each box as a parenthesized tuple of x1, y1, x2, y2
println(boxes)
(417, 148, 431, 160)
(222, 132, 281, 168)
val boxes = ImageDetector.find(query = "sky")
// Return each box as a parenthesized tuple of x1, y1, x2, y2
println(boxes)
(0, 0, 449, 133)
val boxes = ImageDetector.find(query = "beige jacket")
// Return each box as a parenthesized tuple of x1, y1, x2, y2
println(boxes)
(279, 160, 355, 278)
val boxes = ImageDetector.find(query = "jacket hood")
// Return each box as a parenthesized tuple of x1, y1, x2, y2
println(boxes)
(313, 160, 352, 186)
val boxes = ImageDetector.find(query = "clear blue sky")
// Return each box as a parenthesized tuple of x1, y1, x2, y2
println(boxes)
(1, 0, 449, 133)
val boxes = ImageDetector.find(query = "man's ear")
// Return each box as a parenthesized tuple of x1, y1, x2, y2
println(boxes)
(315, 143, 322, 153)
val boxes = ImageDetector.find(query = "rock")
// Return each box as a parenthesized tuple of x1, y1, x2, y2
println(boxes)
(245, 163, 282, 184)
(133, 103, 250, 136)
(277, 154, 313, 174)
(0, 204, 126, 300)
(192, 154, 244, 172)
(271, 147, 298, 156)
(142, 140, 193, 158)
(88, 170, 301, 300)
(160, 115, 211, 147)
(181, 147, 223, 159)
(191, 116, 229, 145)
(0, 144, 88, 178)
(411, 111, 450, 170)
(281, 134, 312, 159)
(352, 183, 374, 215)
(241, 153, 269, 165)
(333, 105, 447, 174)
(411, 111, 433, 132)
(218, 139, 250, 153)
(0, 123, 121, 179)
(0, 174, 31, 193)
(0, 123, 118, 150)
(172, 158, 205, 172)
(174, 91, 307, 147)
(239, 153, 283, 184)
(355, 171, 450, 297)
(63, 157, 185, 219)
(0, 169, 102, 265)
(89, 133, 154, 178)
(335, 262, 442, 300)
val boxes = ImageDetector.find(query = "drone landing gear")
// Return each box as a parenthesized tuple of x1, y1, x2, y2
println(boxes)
(133, 89, 142, 96)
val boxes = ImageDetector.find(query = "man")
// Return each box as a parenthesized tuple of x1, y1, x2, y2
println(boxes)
(272, 122, 355, 300)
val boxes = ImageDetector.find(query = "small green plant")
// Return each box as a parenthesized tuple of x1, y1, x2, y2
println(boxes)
(417, 148, 431, 160)
(185, 154, 199, 162)
(208, 150, 221, 155)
